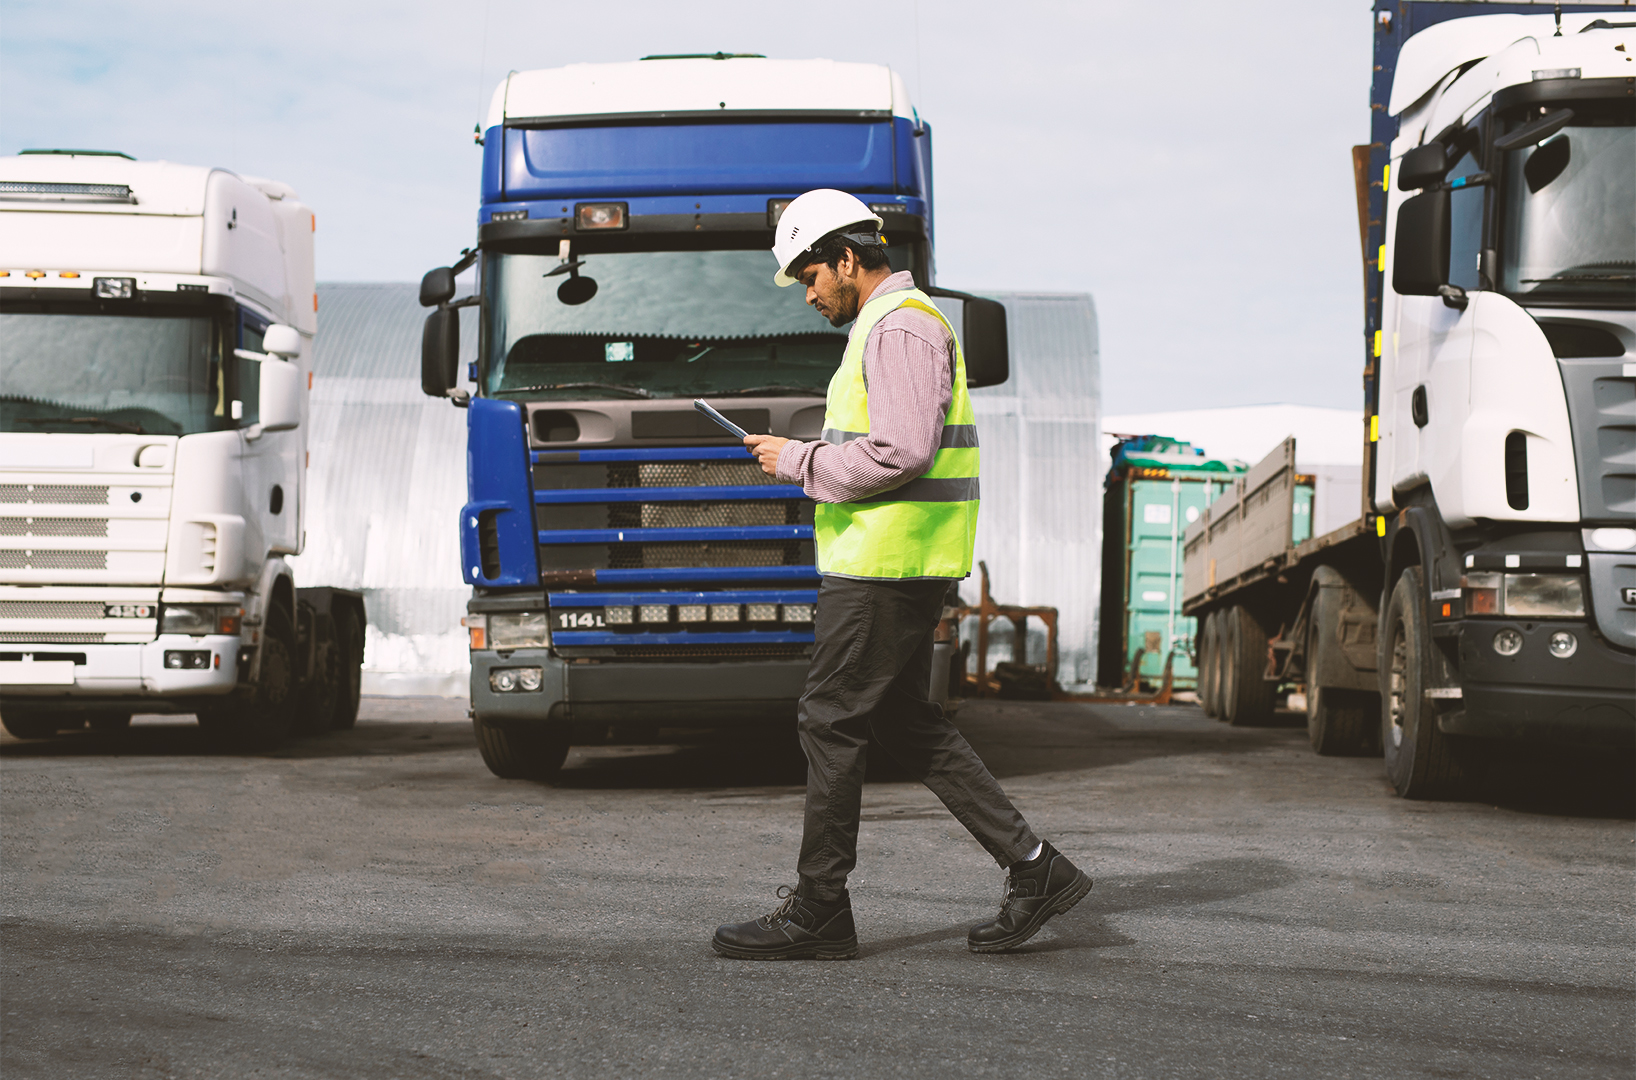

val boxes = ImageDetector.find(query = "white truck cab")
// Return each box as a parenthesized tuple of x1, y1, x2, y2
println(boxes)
(0, 151, 364, 746)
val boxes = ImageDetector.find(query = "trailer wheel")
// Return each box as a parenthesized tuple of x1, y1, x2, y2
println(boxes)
(1305, 616, 1371, 755)
(330, 606, 363, 731)
(1381, 566, 1470, 798)
(236, 613, 298, 751)
(1199, 611, 1221, 718)
(473, 715, 569, 781)
(1223, 606, 1275, 727)
(294, 627, 340, 737)
(1, 709, 61, 739)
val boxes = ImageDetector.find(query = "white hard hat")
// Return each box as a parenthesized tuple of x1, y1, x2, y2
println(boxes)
(770, 189, 884, 287)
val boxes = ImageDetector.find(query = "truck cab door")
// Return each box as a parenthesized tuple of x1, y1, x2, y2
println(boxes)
(237, 308, 301, 562)
(1386, 142, 1485, 502)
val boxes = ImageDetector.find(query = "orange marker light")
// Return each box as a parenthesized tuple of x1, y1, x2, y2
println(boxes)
(313, 293, 318, 312)
(59, 271, 79, 279)
(25, 270, 45, 279)
(1441, 603, 1451, 617)
(308, 372, 313, 389)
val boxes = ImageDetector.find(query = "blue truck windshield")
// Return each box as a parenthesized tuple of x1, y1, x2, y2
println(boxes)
(482, 250, 850, 400)
(1500, 118, 1635, 305)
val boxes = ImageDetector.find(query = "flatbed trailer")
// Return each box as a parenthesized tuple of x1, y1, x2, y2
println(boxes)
(1183, 2, 1635, 800)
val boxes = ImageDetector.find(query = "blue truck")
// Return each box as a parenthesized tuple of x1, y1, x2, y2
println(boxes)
(417, 55, 1010, 779)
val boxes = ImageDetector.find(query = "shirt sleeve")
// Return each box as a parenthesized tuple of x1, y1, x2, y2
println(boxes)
(775, 309, 953, 503)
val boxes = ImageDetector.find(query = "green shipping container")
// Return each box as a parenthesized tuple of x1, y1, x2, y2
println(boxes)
(1098, 436, 1244, 690)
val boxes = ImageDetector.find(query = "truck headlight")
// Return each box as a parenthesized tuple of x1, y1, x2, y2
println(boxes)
(1461, 573, 1584, 618)
(488, 612, 548, 649)
(1500, 574, 1585, 618)
(160, 604, 240, 636)
(489, 667, 543, 693)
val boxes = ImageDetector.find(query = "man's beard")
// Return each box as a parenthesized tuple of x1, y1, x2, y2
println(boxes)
(824, 279, 859, 328)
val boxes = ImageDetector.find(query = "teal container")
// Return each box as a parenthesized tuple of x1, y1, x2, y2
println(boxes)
(1098, 436, 1245, 690)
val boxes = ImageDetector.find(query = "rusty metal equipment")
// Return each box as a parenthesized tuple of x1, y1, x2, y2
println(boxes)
(953, 562, 1175, 705)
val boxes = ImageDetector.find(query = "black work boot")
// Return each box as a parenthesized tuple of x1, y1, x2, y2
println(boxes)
(968, 841, 1093, 953)
(712, 886, 859, 960)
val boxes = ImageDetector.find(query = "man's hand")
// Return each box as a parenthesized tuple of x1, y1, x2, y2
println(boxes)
(744, 434, 790, 477)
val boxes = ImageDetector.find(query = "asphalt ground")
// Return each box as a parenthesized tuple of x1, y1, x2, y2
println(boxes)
(2, 696, 1632, 1080)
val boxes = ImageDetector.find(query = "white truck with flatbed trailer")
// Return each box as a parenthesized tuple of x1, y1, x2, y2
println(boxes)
(0, 150, 364, 747)
(1184, 5, 1634, 798)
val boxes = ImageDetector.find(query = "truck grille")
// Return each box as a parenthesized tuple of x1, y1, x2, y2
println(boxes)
(0, 601, 107, 619)
(606, 540, 798, 569)
(610, 643, 811, 660)
(529, 447, 820, 654)
(0, 550, 108, 571)
(0, 484, 109, 505)
(0, 463, 171, 584)
(0, 517, 109, 537)
(0, 631, 105, 644)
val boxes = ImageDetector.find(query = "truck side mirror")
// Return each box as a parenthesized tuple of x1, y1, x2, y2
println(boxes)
(262, 323, 301, 359)
(1396, 144, 1448, 191)
(924, 287, 1010, 389)
(259, 358, 302, 432)
(420, 267, 456, 308)
(422, 308, 459, 396)
(961, 297, 1010, 389)
(1392, 188, 1450, 297)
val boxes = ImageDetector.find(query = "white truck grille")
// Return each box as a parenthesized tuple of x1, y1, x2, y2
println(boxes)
(0, 588, 159, 645)
(0, 473, 170, 585)
(0, 484, 110, 505)
(0, 517, 110, 537)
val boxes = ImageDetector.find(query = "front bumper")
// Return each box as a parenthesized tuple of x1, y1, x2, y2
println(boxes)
(1441, 619, 1634, 748)
(470, 649, 809, 738)
(0, 636, 244, 711)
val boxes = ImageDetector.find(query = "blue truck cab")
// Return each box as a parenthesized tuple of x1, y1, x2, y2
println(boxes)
(418, 55, 1010, 779)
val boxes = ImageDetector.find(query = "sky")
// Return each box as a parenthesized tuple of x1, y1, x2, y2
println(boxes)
(1, 0, 1377, 415)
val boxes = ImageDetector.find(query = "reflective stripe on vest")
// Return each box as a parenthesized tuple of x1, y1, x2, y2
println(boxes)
(813, 286, 980, 580)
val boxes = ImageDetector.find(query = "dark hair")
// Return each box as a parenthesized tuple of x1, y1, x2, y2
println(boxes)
(790, 220, 890, 280)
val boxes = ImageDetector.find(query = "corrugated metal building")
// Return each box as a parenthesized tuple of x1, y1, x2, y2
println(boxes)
(956, 293, 1101, 687)
(294, 284, 1100, 695)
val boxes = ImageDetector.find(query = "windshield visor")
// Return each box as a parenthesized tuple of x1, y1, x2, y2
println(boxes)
(1, 309, 240, 436)
(1499, 105, 1635, 305)
(483, 248, 867, 400)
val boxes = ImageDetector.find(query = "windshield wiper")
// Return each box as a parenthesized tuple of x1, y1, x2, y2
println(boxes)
(495, 382, 653, 399)
(20, 416, 146, 434)
(708, 385, 825, 397)
(1522, 273, 1635, 282)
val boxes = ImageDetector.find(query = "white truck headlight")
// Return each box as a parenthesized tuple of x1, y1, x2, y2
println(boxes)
(161, 604, 240, 636)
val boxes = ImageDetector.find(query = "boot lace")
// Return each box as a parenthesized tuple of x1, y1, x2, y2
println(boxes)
(760, 885, 801, 929)
(996, 873, 1019, 916)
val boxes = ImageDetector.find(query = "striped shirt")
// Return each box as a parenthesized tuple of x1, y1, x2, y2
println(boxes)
(775, 271, 955, 504)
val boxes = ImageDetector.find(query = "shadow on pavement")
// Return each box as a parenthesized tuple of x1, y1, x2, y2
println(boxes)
(863, 856, 1299, 958)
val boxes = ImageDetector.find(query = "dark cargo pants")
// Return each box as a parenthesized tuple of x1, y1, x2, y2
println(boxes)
(796, 574, 1039, 902)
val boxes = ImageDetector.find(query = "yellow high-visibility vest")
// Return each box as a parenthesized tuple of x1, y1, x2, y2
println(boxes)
(813, 287, 980, 579)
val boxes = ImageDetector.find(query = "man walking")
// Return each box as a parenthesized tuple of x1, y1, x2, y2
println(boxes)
(711, 189, 1092, 960)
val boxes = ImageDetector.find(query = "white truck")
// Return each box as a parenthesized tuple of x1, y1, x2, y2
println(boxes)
(1184, 6, 1634, 798)
(0, 151, 364, 748)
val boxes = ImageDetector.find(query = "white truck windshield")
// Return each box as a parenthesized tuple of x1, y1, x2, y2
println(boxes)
(0, 311, 233, 436)
(1500, 119, 1635, 305)
(481, 249, 852, 400)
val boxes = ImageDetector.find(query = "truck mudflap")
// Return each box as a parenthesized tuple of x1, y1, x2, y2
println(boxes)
(1442, 619, 1635, 748)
